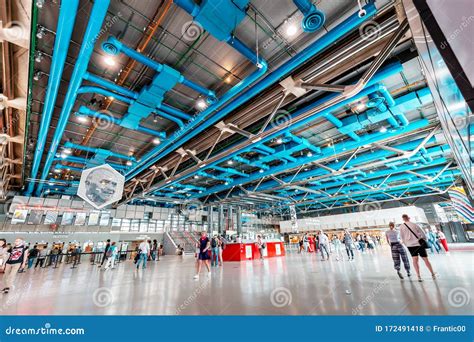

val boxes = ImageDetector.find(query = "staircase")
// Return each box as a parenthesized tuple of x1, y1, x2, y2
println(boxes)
(167, 231, 198, 255)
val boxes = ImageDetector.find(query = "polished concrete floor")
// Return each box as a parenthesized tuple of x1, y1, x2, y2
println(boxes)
(0, 245, 473, 315)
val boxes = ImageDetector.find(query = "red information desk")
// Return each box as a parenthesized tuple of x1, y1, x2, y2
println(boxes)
(222, 241, 285, 261)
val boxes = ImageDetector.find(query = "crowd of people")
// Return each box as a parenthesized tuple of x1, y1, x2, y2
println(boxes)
(0, 215, 453, 293)
(292, 215, 451, 281)
(193, 232, 227, 279)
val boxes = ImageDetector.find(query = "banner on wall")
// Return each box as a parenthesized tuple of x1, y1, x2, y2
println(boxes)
(77, 164, 125, 210)
(448, 187, 474, 223)
(289, 205, 298, 232)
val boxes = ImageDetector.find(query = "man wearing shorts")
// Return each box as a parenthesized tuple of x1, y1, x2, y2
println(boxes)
(194, 231, 211, 279)
(399, 214, 436, 282)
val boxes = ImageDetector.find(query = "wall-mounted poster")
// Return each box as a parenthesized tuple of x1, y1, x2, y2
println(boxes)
(99, 212, 110, 226)
(275, 243, 281, 256)
(74, 212, 86, 226)
(44, 211, 58, 225)
(27, 210, 43, 225)
(77, 164, 125, 209)
(61, 212, 74, 226)
(245, 245, 253, 259)
(88, 212, 100, 225)
(111, 218, 121, 227)
(11, 209, 28, 224)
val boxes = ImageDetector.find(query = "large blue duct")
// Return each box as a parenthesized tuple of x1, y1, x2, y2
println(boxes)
(126, 3, 378, 181)
(75, 106, 166, 138)
(293, 0, 326, 32)
(149, 62, 405, 194)
(34, 0, 111, 196)
(26, 0, 80, 195)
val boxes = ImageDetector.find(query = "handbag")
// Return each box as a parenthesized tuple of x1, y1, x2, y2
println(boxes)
(404, 223, 429, 249)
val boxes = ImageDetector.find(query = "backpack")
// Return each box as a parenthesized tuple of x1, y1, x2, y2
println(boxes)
(105, 247, 113, 258)
(211, 238, 217, 248)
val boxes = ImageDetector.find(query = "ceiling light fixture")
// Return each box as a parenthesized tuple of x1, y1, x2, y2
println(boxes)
(379, 126, 388, 133)
(286, 24, 298, 36)
(196, 99, 207, 110)
(77, 115, 89, 123)
(126, 160, 133, 166)
(104, 56, 116, 66)
(227, 160, 233, 165)
(152, 137, 161, 145)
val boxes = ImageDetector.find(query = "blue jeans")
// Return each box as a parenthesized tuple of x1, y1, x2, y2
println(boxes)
(211, 247, 219, 266)
(136, 253, 147, 268)
(428, 240, 441, 254)
(28, 258, 36, 269)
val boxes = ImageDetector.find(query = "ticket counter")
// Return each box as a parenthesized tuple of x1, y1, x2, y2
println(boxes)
(222, 240, 285, 261)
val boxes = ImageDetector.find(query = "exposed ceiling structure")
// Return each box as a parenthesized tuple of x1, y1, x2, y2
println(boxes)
(0, 0, 31, 199)
(22, 0, 466, 214)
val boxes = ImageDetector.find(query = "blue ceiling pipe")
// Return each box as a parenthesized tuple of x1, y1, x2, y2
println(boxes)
(80, 72, 192, 120)
(64, 141, 135, 161)
(101, 36, 217, 100)
(184, 119, 430, 198)
(291, 160, 454, 200)
(75, 106, 167, 138)
(125, 2, 378, 182)
(77, 86, 133, 104)
(293, 0, 326, 32)
(299, 179, 456, 209)
(152, 64, 404, 193)
(35, 0, 111, 196)
(298, 174, 459, 207)
(25, 0, 80, 195)
(154, 110, 185, 128)
(83, 72, 138, 99)
(55, 155, 127, 171)
(251, 139, 447, 193)
(53, 164, 83, 173)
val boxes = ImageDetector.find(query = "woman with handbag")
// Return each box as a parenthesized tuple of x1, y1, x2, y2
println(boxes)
(399, 214, 436, 282)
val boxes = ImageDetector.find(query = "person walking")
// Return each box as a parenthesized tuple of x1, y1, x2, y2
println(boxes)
(0, 239, 8, 272)
(331, 235, 342, 261)
(425, 228, 441, 254)
(211, 235, 220, 267)
(385, 222, 411, 279)
(35, 246, 48, 268)
(437, 230, 449, 253)
(2, 238, 28, 294)
(98, 239, 111, 268)
(256, 235, 265, 260)
(136, 239, 150, 269)
(151, 239, 158, 261)
(103, 242, 118, 270)
(343, 230, 355, 261)
(218, 235, 225, 266)
(27, 245, 39, 269)
(318, 230, 330, 261)
(399, 214, 436, 282)
(194, 231, 211, 279)
(302, 233, 309, 253)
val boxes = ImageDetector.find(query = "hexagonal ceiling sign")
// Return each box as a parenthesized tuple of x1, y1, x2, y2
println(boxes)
(77, 164, 124, 209)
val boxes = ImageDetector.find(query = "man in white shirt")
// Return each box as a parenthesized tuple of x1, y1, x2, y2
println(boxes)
(399, 214, 436, 281)
(136, 239, 150, 270)
(318, 230, 330, 261)
(386, 222, 411, 279)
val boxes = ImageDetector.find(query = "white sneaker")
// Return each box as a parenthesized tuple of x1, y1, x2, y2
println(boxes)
(193, 274, 199, 280)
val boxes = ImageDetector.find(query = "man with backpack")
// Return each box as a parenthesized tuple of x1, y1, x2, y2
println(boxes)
(28, 245, 39, 269)
(98, 239, 111, 267)
(211, 235, 219, 267)
(103, 242, 117, 270)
